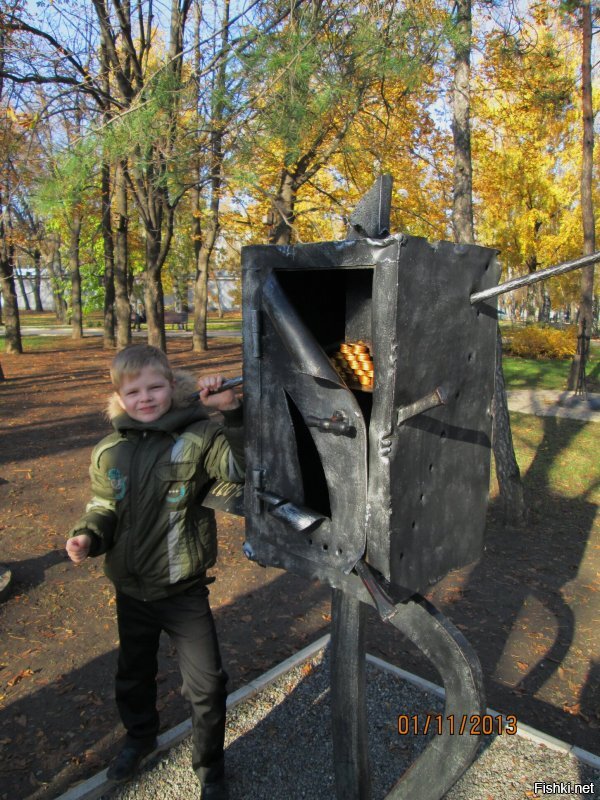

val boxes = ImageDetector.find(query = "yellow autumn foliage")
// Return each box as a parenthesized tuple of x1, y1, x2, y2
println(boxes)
(505, 325, 577, 360)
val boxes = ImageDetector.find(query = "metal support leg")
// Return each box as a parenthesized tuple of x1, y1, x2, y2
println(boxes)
(331, 588, 372, 800)
(384, 594, 485, 800)
(331, 578, 485, 800)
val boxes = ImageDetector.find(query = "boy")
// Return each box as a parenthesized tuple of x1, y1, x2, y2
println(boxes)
(66, 344, 243, 800)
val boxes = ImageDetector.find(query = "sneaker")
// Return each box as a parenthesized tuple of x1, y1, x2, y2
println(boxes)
(106, 740, 157, 782)
(201, 779, 228, 800)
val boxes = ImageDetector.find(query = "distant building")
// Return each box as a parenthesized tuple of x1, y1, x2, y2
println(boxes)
(10, 269, 241, 315)
(13, 269, 55, 311)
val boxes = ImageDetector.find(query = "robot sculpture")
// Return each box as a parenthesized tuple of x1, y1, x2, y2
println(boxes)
(203, 177, 599, 800)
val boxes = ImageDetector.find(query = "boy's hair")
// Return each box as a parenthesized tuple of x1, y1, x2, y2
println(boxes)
(110, 344, 173, 390)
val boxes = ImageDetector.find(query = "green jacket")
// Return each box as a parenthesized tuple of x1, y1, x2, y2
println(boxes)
(70, 384, 244, 601)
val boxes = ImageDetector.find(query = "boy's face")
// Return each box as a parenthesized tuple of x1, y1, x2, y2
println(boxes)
(117, 366, 174, 422)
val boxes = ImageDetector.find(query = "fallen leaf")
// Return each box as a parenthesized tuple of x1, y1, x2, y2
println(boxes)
(7, 669, 34, 687)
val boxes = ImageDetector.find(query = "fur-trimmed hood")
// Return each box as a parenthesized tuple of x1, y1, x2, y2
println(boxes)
(106, 369, 203, 421)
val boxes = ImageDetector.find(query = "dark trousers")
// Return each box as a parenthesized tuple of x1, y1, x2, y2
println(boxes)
(115, 583, 227, 784)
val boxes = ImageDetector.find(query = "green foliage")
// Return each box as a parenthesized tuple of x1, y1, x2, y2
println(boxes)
(241, 2, 438, 171)
(505, 324, 577, 360)
(33, 136, 98, 218)
(96, 65, 192, 200)
(79, 235, 106, 315)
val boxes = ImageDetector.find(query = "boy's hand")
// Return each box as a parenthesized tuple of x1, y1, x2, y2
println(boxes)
(66, 533, 92, 564)
(197, 374, 241, 412)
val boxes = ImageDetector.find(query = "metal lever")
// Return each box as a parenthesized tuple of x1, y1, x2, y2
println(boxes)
(305, 411, 354, 436)
(257, 491, 326, 533)
(396, 386, 448, 426)
(470, 250, 600, 304)
(188, 375, 243, 402)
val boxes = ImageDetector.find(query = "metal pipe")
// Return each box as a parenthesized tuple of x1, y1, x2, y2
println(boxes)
(470, 251, 600, 304)
(257, 491, 327, 533)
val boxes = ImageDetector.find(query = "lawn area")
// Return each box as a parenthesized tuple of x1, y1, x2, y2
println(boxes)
(2, 310, 242, 329)
(0, 311, 242, 351)
(494, 411, 600, 500)
(0, 335, 75, 352)
(502, 340, 599, 391)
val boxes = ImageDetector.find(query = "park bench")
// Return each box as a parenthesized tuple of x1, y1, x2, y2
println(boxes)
(164, 310, 189, 330)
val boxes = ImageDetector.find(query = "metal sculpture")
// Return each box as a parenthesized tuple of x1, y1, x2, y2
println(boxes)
(201, 178, 599, 799)
(238, 177, 496, 799)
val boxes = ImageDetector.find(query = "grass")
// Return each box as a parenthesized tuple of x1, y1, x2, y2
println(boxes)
(502, 341, 600, 391)
(0, 336, 75, 352)
(505, 412, 600, 502)
(3, 310, 242, 329)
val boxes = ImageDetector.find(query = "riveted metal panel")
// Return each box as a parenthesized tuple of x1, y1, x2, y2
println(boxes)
(366, 237, 499, 591)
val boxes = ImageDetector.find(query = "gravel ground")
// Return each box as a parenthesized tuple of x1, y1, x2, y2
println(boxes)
(90, 647, 599, 800)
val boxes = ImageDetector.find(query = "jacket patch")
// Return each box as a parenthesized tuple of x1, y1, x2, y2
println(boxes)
(167, 485, 187, 503)
(107, 468, 127, 500)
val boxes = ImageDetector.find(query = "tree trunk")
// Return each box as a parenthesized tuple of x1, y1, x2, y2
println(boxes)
(193, 241, 211, 351)
(44, 233, 66, 322)
(144, 258, 167, 352)
(114, 161, 131, 350)
(0, 180, 22, 353)
(101, 161, 116, 348)
(99, 40, 116, 348)
(0, 32, 20, 355)
(191, 185, 209, 350)
(143, 202, 167, 351)
(268, 169, 297, 245)
(539, 287, 551, 323)
(33, 250, 43, 311)
(16, 267, 31, 311)
(211, 271, 225, 318)
(51, 261, 68, 323)
(451, 0, 474, 244)
(568, 1, 595, 389)
(69, 213, 83, 339)
(0, 238, 22, 354)
(192, 0, 229, 353)
(93, 0, 191, 356)
(191, 4, 208, 351)
(450, 0, 525, 525)
(492, 326, 526, 525)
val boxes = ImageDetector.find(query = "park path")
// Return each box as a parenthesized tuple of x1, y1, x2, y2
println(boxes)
(16, 326, 242, 339)
(506, 389, 600, 422)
